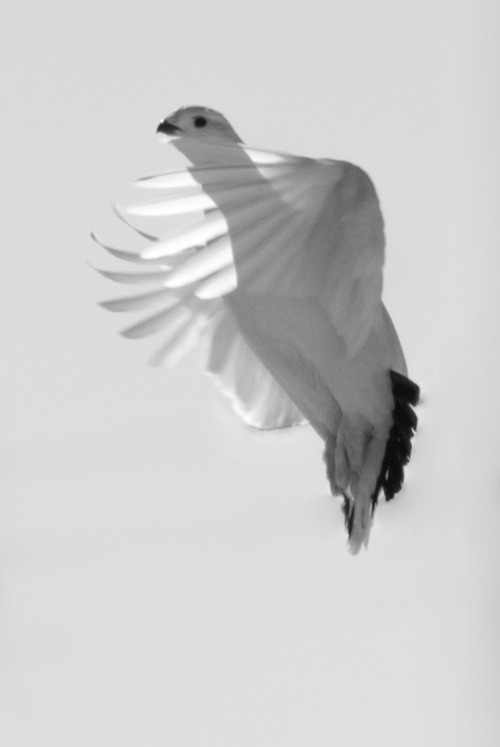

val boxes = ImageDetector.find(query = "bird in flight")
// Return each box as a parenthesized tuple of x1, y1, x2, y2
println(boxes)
(92, 105, 419, 553)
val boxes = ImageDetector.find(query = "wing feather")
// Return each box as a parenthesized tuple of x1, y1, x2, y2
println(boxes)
(121, 303, 189, 339)
(100, 288, 175, 313)
(164, 236, 232, 288)
(194, 265, 238, 299)
(141, 211, 227, 259)
(91, 267, 170, 285)
(125, 189, 215, 217)
(149, 303, 216, 368)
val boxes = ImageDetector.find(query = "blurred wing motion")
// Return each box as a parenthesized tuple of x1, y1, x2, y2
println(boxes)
(93, 107, 419, 552)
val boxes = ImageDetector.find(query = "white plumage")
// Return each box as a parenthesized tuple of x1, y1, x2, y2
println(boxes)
(93, 105, 419, 553)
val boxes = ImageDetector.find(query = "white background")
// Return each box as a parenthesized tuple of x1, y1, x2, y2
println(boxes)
(2, 1, 499, 744)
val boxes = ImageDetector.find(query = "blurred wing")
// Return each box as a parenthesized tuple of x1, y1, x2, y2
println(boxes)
(94, 139, 384, 427)
(133, 139, 385, 354)
(92, 218, 306, 430)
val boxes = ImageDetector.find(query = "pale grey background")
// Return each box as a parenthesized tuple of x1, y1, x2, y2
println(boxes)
(2, 1, 499, 745)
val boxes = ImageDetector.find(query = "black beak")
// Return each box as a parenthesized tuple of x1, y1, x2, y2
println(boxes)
(157, 119, 181, 135)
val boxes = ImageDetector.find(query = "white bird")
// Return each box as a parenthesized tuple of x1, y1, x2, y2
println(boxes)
(92, 105, 419, 553)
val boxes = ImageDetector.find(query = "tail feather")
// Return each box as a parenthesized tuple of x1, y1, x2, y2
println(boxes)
(324, 370, 420, 553)
(372, 371, 420, 506)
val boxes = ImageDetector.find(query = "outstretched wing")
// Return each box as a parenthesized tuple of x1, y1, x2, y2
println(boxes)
(94, 139, 385, 427)
(133, 139, 385, 354)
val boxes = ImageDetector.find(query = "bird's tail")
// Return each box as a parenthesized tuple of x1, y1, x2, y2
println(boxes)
(324, 370, 420, 553)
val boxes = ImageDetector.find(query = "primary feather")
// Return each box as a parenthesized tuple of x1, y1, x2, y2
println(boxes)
(94, 105, 419, 553)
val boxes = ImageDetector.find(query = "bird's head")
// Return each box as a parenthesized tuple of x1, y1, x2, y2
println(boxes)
(157, 106, 242, 144)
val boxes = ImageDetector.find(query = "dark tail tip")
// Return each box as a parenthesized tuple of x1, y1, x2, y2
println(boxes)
(371, 370, 420, 509)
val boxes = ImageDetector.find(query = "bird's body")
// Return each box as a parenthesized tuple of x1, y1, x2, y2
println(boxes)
(93, 106, 419, 552)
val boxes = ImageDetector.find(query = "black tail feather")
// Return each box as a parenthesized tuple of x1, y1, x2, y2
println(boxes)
(390, 370, 420, 406)
(371, 371, 420, 508)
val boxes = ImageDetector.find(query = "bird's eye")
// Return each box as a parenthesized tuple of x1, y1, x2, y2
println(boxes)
(193, 116, 207, 128)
